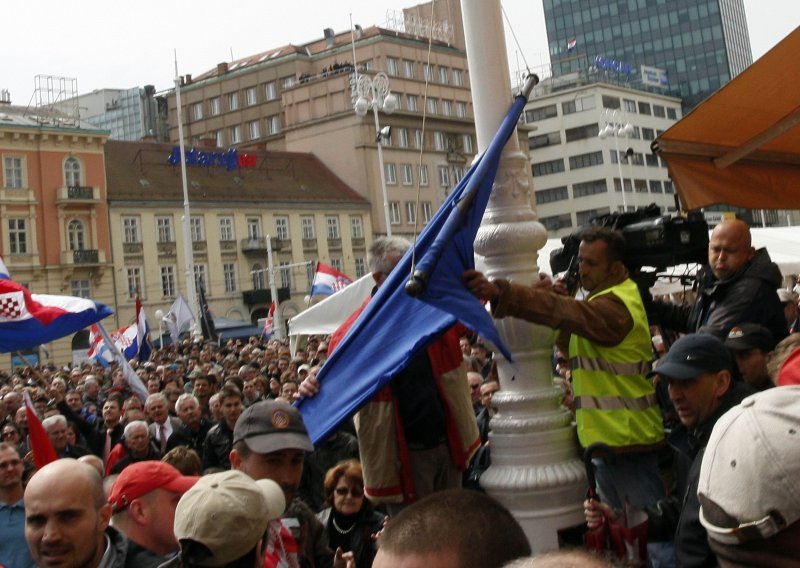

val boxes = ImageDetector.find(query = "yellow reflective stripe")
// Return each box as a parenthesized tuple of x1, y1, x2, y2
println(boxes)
(575, 393, 659, 411)
(571, 356, 651, 376)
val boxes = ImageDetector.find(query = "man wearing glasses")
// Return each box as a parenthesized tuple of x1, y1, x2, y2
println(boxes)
(0, 442, 34, 568)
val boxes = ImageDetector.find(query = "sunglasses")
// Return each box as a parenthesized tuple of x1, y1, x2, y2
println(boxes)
(335, 487, 364, 498)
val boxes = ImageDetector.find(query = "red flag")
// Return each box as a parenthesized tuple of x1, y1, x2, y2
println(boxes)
(23, 392, 57, 468)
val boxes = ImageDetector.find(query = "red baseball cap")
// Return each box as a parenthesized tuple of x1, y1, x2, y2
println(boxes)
(108, 461, 199, 513)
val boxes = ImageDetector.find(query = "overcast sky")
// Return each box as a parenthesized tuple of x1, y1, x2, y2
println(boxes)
(2, 1, 797, 105)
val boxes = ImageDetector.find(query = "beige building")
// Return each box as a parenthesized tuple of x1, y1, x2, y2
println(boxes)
(104, 140, 371, 332)
(167, 0, 477, 238)
(0, 104, 114, 366)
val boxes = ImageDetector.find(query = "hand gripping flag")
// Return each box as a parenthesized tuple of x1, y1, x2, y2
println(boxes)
(0, 257, 113, 353)
(296, 79, 535, 444)
(310, 262, 353, 297)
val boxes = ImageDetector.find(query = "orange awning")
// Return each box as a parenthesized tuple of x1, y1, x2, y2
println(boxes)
(653, 26, 800, 210)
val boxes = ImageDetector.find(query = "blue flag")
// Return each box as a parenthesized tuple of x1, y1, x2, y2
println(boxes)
(296, 93, 528, 444)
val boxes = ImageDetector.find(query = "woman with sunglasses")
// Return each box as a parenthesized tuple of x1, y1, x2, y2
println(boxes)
(318, 459, 386, 567)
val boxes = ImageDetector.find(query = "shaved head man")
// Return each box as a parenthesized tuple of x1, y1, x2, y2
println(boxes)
(25, 459, 126, 568)
(707, 219, 755, 281)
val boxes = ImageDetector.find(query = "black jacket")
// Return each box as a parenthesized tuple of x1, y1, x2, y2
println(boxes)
(654, 248, 787, 342)
(318, 507, 385, 568)
(202, 420, 233, 470)
(645, 382, 752, 567)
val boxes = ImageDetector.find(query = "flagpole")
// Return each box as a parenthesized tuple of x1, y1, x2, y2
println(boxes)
(266, 235, 283, 340)
(174, 51, 200, 338)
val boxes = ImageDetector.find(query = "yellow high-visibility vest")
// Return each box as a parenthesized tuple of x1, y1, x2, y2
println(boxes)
(569, 278, 664, 448)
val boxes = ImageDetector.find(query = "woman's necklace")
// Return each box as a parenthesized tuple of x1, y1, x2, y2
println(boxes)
(332, 515, 356, 534)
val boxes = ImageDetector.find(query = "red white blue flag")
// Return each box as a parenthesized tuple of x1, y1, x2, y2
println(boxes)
(87, 296, 151, 363)
(0, 257, 113, 353)
(567, 37, 577, 51)
(263, 301, 275, 337)
(310, 262, 353, 297)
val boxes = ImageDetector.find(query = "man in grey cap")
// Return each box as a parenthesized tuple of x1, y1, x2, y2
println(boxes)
(724, 323, 777, 391)
(230, 400, 345, 568)
(585, 334, 751, 567)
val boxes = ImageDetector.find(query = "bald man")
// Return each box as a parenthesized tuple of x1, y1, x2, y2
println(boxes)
(24, 459, 128, 568)
(652, 219, 787, 342)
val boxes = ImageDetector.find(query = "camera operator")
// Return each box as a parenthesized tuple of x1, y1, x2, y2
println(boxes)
(463, 226, 665, 512)
(648, 219, 787, 343)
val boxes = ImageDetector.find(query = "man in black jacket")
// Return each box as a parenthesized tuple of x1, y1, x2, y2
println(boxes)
(651, 219, 787, 343)
(585, 334, 752, 567)
(202, 385, 242, 470)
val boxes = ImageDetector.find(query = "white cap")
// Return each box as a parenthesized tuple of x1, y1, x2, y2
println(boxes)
(698, 386, 800, 544)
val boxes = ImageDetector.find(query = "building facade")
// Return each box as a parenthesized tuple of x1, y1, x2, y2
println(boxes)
(166, 0, 477, 238)
(544, 0, 753, 110)
(104, 140, 372, 332)
(73, 86, 169, 142)
(0, 105, 113, 366)
(524, 78, 682, 238)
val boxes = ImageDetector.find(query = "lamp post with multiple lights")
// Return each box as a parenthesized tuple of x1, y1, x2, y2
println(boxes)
(598, 108, 635, 212)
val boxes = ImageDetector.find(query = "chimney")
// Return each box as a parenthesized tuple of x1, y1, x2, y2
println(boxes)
(184, 74, 192, 85)
(217, 62, 229, 75)
(0, 89, 11, 105)
(323, 28, 335, 48)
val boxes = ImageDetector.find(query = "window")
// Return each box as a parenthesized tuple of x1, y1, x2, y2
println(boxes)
(354, 257, 366, 278)
(396, 128, 409, 148)
(403, 60, 414, 78)
(156, 216, 173, 242)
(282, 76, 295, 89)
(525, 104, 557, 122)
(569, 151, 604, 170)
(383, 163, 397, 185)
(565, 124, 598, 142)
(389, 202, 401, 225)
(267, 115, 280, 135)
(279, 261, 292, 289)
(228, 92, 239, 111)
(664, 180, 674, 194)
(191, 102, 203, 120)
(252, 264, 266, 289)
(646, 153, 659, 167)
(535, 186, 569, 204)
(248, 120, 260, 140)
(438, 166, 450, 187)
(423, 64, 433, 81)
(667, 107, 678, 120)
(623, 99, 637, 113)
(70, 280, 91, 299)
(418, 165, 429, 186)
(122, 216, 140, 243)
(561, 95, 596, 115)
(455, 102, 467, 118)
(209, 97, 221, 116)
(214, 130, 224, 147)
(413, 129, 424, 149)
(405, 202, 417, 224)
(453, 166, 465, 183)
(305, 263, 315, 287)
(438, 66, 449, 83)
(350, 215, 364, 239)
(426, 98, 438, 115)
(64, 157, 81, 187)
(67, 219, 85, 251)
(387, 57, 399, 76)
(3, 157, 23, 188)
(532, 158, 565, 177)
(653, 105, 666, 118)
(126, 267, 143, 299)
(190, 216, 205, 242)
(433, 132, 446, 151)
(649, 180, 663, 193)
(442, 100, 452, 116)
(223, 263, 237, 292)
(330, 258, 344, 273)
(301, 216, 315, 239)
(193, 264, 208, 293)
(421, 202, 433, 224)
(245, 87, 257, 106)
(540, 213, 572, 231)
(230, 125, 242, 144)
(246, 218, 261, 239)
(396, 164, 411, 186)
(573, 179, 608, 198)
(529, 131, 562, 149)
(275, 216, 289, 240)
(407, 95, 419, 112)
(635, 179, 648, 193)
(160, 265, 176, 297)
(452, 69, 463, 86)
(642, 127, 655, 141)
(576, 207, 610, 227)
(462, 134, 474, 154)
(265, 81, 278, 100)
(8, 219, 27, 254)
(218, 216, 234, 241)
(637, 101, 652, 115)
(326, 216, 340, 239)
(601, 96, 621, 109)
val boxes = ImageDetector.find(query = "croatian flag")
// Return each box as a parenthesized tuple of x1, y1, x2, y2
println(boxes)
(263, 301, 275, 337)
(87, 297, 150, 362)
(0, 257, 113, 353)
(310, 262, 353, 297)
(567, 37, 577, 51)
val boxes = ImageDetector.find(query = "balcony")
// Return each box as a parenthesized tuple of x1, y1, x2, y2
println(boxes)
(220, 240, 237, 252)
(0, 187, 36, 204)
(123, 242, 143, 255)
(242, 286, 291, 306)
(302, 238, 317, 252)
(157, 242, 177, 257)
(327, 238, 342, 251)
(60, 249, 105, 265)
(56, 186, 99, 203)
(192, 241, 207, 253)
(240, 236, 280, 255)
(351, 237, 365, 250)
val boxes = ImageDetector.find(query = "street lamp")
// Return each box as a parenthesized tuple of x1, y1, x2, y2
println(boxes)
(154, 309, 164, 349)
(354, 71, 398, 236)
(599, 108, 635, 212)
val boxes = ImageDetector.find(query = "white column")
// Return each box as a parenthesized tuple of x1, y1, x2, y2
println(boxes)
(461, 0, 587, 553)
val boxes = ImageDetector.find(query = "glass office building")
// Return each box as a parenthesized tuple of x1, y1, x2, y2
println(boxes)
(544, 0, 752, 110)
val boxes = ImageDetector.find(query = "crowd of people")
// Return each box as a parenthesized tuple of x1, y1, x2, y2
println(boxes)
(0, 222, 798, 568)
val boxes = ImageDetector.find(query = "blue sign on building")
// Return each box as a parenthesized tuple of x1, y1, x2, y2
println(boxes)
(167, 147, 240, 171)
(593, 55, 633, 75)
